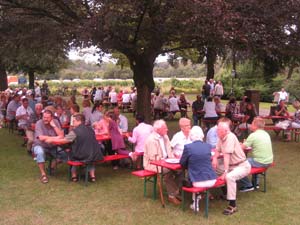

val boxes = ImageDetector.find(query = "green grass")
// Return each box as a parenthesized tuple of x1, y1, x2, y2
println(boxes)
(1, 111, 300, 225)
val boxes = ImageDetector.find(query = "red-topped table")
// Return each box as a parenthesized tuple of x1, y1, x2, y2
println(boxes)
(95, 132, 132, 142)
(150, 159, 182, 171)
(150, 159, 182, 207)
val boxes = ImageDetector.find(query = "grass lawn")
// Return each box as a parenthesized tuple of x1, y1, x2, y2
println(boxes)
(1, 110, 300, 225)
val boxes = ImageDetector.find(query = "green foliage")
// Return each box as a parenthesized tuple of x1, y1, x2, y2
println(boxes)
(217, 60, 284, 101)
(154, 62, 206, 78)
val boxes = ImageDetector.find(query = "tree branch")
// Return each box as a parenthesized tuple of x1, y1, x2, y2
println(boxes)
(132, 2, 149, 45)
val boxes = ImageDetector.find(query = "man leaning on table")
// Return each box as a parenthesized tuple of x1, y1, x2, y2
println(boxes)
(239, 117, 273, 192)
(32, 109, 67, 184)
(212, 117, 251, 215)
(144, 119, 182, 205)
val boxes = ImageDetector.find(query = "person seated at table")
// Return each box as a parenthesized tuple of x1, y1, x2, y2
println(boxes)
(47, 114, 104, 182)
(178, 92, 190, 118)
(89, 101, 103, 126)
(93, 110, 110, 135)
(203, 96, 219, 130)
(143, 119, 183, 205)
(290, 100, 300, 129)
(82, 99, 92, 126)
(32, 109, 68, 184)
(153, 93, 168, 119)
(69, 104, 80, 131)
(16, 97, 34, 135)
(168, 92, 180, 120)
(239, 96, 248, 114)
(55, 105, 70, 129)
(234, 99, 257, 137)
(239, 117, 273, 192)
(107, 111, 133, 169)
(127, 114, 153, 168)
(113, 106, 128, 132)
(212, 117, 251, 215)
(225, 97, 239, 120)
(192, 94, 204, 126)
(206, 125, 218, 148)
(180, 126, 217, 211)
(274, 100, 291, 140)
(170, 118, 193, 158)
(214, 96, 223, 117)
(26, 103, 43, 154)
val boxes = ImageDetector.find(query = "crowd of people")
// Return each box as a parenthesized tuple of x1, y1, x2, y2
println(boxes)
(5, 82, 300, 216)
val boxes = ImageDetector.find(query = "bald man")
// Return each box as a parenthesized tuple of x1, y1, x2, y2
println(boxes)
(212, 118, 251, 215)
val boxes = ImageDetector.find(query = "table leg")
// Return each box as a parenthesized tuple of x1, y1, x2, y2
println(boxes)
(157, 173, 165, 207)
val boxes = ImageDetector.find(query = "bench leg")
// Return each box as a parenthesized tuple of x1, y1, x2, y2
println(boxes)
(153, 176, 157, 200)
(263, 172, 267, 193)
(204, 190, 209, 218)
(181, 190, 185, 211)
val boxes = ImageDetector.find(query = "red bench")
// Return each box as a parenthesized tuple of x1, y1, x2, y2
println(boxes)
(181, 163, 274, 217)
(249, 162, 275, 193)
(181, 177, 226, 217)
(67, 154, 131, 185)
(132, 170, 158, 199)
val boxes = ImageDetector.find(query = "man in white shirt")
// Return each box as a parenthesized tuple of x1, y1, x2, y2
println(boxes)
(277, 88, 288, 103)
(108, 88, 118, 106)
(16, 97, 34, 129)
(94, 87, 104, 102)
(170, 118, 194, 158)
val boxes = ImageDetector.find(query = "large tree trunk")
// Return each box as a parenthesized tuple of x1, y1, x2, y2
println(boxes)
(0, 61, 8, 91)
(130, 56, 155, 123)
(28, 69, 35, 89)
(206, 46, 216, 80)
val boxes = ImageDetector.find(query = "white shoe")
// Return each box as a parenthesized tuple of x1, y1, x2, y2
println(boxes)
(190, 201, 199, 212)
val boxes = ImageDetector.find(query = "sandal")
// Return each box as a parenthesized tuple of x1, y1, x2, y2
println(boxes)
(223, 205, 237, 215)
(40, 175, 49, 184)
(71, 176, 78, 182)
(90, 176, 96, 182)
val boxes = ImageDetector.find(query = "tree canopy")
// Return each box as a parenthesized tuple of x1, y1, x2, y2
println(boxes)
(1, 0, 300, 120)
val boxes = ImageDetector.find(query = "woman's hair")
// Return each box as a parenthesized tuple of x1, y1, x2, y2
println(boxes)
(92, 101, 102, 113)
(229, 97, 236, 104)
(71, 104, 80, 113)
(190, 126, 204, 142)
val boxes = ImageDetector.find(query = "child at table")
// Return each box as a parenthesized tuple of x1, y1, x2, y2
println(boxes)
(107, 111, 136, 167)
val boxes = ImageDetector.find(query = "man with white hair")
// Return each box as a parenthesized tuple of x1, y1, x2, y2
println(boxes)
(180, 126, 217, 211)
(170, 118, 193, 158)
(212, 117, 251, 215)
(144, 119, 182, 205)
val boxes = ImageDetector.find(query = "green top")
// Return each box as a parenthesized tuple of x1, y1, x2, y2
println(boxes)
(245, 129, 273, 164)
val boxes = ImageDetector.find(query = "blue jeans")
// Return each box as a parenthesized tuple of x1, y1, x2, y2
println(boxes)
(192, 114, 201, 126)
(33, 145, 67, 163)
(239, 158, 271, 187)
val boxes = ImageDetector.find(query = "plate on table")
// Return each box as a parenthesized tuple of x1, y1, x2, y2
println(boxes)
(165, 158, 180, 164)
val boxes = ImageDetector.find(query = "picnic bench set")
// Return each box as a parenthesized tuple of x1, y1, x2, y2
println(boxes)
(131, 159, 274, 218)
